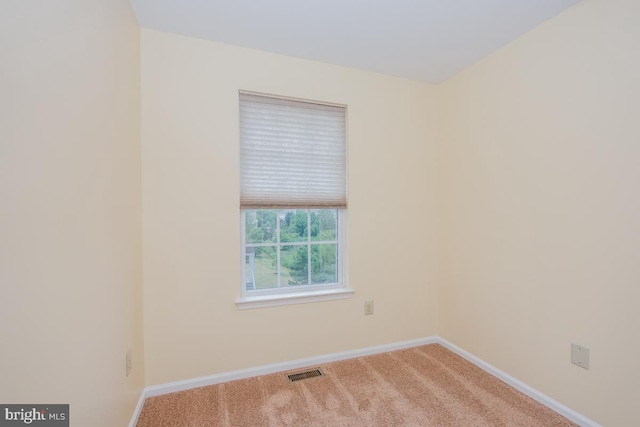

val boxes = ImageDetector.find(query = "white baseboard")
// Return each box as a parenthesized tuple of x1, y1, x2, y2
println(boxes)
(128, 335, 599, 427)
(144, 336, 438, 398)
(127, 389, 147, 427)
(434, 337, 602, 427)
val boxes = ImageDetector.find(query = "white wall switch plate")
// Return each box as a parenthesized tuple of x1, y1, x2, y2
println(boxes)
(571, 343, 589, 369)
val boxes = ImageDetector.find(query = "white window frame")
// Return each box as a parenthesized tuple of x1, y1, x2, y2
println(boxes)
(237, 209, 352, 309)
(236, 91, 353, 309)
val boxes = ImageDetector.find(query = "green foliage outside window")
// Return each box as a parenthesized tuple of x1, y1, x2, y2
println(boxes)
(245, 209, 338, 287)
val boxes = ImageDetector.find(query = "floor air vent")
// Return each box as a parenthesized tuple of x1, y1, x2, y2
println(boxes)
(287, 369, 323, 382)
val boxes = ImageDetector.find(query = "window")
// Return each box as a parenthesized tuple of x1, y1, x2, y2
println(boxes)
(243, 208, 341, 288)
(237, 92, 352, 309)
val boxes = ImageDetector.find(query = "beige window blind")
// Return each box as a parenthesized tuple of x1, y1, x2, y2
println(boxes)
(239, 92, 347, 209)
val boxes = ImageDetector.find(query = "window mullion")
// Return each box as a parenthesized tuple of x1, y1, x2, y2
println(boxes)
(337, 210, 341, 283)
(307, 209, 312, 285)
(246, 242, 283, 248)
(276, 212, 281, 288)
(241, 211, 246, 293)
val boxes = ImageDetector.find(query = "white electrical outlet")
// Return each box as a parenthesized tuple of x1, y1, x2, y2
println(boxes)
(126, 350, 132, 377)
(571, 343, 589, 369)
(364, 300, 374, 316)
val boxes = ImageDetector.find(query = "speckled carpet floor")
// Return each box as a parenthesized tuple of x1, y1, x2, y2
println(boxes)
(136, 344, 576, 426)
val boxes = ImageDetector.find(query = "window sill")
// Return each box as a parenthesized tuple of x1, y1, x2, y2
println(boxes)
(236, 287, 355, 310)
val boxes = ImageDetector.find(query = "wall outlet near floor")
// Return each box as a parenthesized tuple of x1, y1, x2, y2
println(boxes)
(571, 343, 589, 369)
(364, 300, 374, 316)
(126, 349, 132, 377)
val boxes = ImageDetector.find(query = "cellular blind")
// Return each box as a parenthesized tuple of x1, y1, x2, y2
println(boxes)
(239, 92, 347, 209)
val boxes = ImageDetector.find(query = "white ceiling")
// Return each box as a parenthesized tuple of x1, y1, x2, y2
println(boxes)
(129, 0, 580, 83)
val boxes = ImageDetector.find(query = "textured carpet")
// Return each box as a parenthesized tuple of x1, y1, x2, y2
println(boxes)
(136, 344, 576, 426)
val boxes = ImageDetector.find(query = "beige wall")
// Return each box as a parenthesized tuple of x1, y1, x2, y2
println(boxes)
(141, 29, 439, 385)
(438, 0, 640, 425)
(0, 1, 143, 426)
(4, 0, 635, 424)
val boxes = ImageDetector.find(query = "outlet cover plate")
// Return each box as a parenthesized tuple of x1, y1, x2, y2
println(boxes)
(126, 350, 132, 377)
(571, 343, 589, 369)
(364, 300, 374, 316)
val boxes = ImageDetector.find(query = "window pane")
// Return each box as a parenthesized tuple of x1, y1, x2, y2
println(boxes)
(246, 246, 277, 290)
(310, 209, 337, 241)
(279, 210, 308, 243)
(311, 244, 337, 284)
(281, 245, 308, 286)
(245, 210, 277, 244)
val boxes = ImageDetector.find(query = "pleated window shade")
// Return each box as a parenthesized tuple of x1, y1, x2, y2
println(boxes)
(239, 93, 347, 209)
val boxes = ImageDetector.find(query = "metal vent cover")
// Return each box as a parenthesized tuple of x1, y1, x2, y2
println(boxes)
(287, 368, 323, 382)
